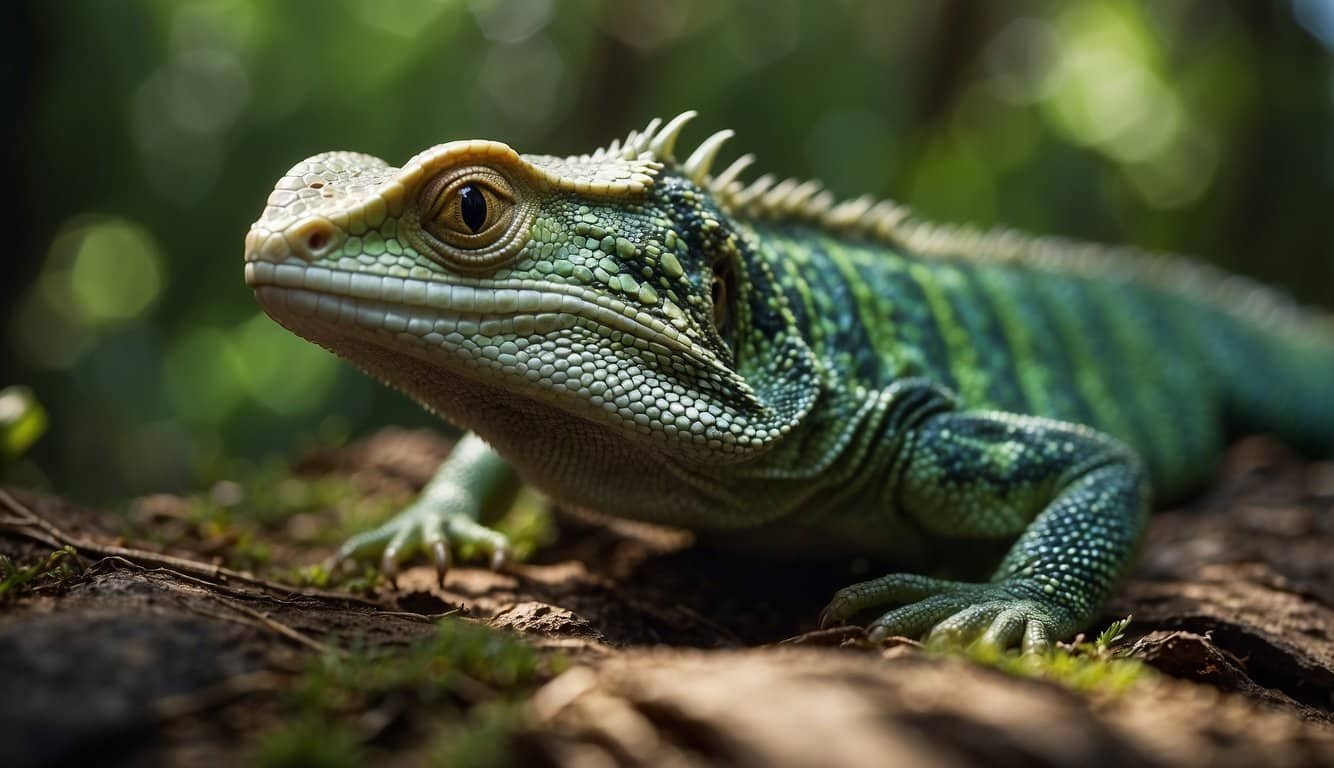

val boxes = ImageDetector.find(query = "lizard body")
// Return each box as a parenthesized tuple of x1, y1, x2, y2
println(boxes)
(245, 112, 1334, 649)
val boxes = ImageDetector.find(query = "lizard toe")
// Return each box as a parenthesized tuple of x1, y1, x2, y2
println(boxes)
(333, 502, 510, 584)
(1023, 619, 1055, 655)
(866, 594, 973, 642)
(821, 573, 968, 628)
(444, 516, 512, 570)
(977, 607, 1028, 649)
(925, 603, 1008, 646)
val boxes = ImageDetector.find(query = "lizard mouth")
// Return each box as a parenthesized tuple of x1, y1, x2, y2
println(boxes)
(244, 259, 715, 368)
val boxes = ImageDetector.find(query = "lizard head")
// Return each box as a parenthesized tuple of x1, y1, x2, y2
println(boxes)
(244, 112, 818, 467)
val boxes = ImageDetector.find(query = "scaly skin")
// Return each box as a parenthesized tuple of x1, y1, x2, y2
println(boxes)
(244, 112, 1334, 651)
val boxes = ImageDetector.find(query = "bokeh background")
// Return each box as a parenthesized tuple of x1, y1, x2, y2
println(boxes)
(5, 0, 1334, 503)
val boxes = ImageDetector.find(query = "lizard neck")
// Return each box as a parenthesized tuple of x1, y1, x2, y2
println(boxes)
(326, 336, 727, 527)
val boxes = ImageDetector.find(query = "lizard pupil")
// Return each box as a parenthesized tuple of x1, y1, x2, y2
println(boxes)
(459, 185, 487, 234)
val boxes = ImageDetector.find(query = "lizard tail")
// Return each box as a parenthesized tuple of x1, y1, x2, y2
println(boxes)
(1218, 312, 1334, 457)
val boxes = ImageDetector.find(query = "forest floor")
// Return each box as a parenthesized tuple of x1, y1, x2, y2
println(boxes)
(2, 428, 1333, 767)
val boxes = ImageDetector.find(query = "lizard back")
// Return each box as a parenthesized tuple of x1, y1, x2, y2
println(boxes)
(751, 218, 1334, 498)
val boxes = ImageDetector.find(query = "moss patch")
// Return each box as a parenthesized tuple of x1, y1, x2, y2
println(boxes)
(253, 619, 564, 767)
(938, 616, 1153, 695)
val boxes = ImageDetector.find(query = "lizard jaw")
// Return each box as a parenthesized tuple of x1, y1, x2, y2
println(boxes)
(245, 262, 766, 460)
(244, 259, 717, 368)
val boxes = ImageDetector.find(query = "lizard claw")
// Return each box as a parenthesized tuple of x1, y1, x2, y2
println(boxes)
(381, 547, 400, 588)
(432, 540, 452, 587)
(334, 500, 511, 587)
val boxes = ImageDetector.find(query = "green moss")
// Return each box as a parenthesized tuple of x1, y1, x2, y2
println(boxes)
(292, 620, 548, 709)
(0, 546, 78, 603)
(253, 619, 563, 767)
(933, 615, 1153, 695)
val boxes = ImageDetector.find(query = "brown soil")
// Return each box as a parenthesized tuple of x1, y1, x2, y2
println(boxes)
(2, 430, 1332, 767)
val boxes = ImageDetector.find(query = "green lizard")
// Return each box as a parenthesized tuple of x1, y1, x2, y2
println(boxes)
(244, 111, 1334, 651)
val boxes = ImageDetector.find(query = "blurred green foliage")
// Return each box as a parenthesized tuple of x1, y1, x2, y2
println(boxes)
(0, 387, 48, 460)
(6, 0, 1334, 500)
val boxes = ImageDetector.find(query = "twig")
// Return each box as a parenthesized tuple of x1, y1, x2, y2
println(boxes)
(81, 555, 374, 614)
(0, 487, 381, 607)
(207, 593, 341, 656)
(1, 488, 292, 588)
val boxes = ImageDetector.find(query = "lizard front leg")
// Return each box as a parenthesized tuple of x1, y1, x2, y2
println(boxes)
(821, 410, 1149, 652)
(336, 432, 520, 584)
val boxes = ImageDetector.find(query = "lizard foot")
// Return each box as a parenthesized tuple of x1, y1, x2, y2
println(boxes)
(819, 573, 1076, 653)
(333, 502, 511, 587)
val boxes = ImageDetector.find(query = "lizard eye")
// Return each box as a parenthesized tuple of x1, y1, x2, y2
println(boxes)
(421, 168, 516, 248)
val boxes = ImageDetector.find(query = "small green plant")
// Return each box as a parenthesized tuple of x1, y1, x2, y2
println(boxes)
(0, 546, 78, 603)
(1094, 614, 1133, 653)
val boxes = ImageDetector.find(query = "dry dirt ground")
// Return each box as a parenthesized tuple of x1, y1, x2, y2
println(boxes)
(2, 429, 1333, 767)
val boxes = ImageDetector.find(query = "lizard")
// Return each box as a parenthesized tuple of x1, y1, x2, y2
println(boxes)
(243, 111, 1334, 651)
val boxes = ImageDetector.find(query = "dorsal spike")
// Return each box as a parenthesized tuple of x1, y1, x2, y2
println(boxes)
(806, 189, 836, 217)
(682, 129, 735, 183)
(733, 174, 776, 208)
(620, 130, 639, 160)
(632, 118, 662, 156)
(649, 110, 697, 161)
(825, 195, 876, 228)
(868, 201, 910, 238)
(781, 179, 823, 213)
(710, 153, 755, 194)
(760, 178, 799, 212)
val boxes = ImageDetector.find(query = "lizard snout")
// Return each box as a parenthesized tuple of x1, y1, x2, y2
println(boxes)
(243, 217, 343, 270)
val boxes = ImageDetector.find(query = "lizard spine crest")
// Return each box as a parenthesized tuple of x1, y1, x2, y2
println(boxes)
(598, 111, 1330, 341)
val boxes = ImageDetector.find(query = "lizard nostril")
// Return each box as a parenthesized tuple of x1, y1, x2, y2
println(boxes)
(306, 229, 330, 252)
(282, 218, 341, 261)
